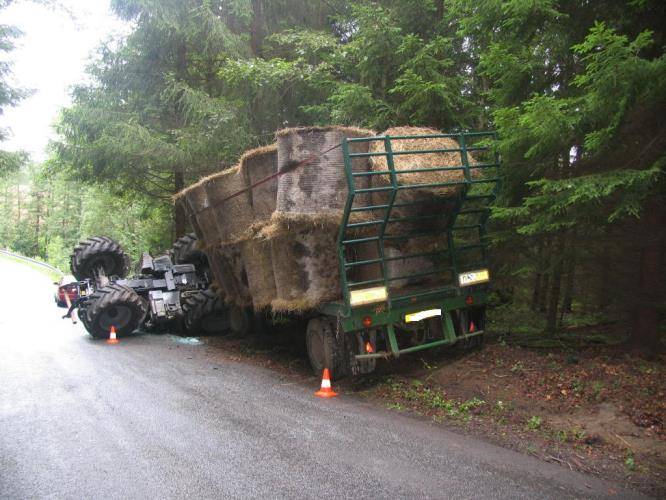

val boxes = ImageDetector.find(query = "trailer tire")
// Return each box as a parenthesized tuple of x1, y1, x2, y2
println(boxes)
(70, 236, 129, 281)
(183, 288, 230, 335)
(454, 308, 485, 351)
(83, 284, 147, 339)
(306, 317, 349, 380)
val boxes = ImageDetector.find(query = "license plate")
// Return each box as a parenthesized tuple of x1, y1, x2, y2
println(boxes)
(405, 309, 441, 323)
(458, 269, 490, 287)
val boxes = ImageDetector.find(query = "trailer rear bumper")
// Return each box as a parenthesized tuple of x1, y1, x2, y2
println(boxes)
(320, 289, 488, 360)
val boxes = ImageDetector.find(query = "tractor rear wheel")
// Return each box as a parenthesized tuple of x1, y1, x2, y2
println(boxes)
(182, 288, 230, 335)
(70, 236, 129, 281)
(83, 284, 147, 339)
(172, 233, 208, 269)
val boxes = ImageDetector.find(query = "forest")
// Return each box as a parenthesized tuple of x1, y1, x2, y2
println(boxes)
(1, 0, 664, 349)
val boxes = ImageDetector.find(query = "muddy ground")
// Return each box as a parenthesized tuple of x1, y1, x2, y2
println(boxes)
(198, 326, 665, 497)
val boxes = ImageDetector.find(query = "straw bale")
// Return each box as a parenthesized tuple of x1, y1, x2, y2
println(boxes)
(205, 244, 242, 304)
(202, 165, 254, 244)
(369, 126, 479, 197)
(239, 144, 278, 229)
(179, 181, 221, 246)
(217, 243, 252, 307)
(239, 237, 276, 310)
(269, 225, 340, 312)
(275, 126, 375, 216)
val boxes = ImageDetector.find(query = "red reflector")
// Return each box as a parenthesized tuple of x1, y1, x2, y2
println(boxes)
(469, 321, 476, 333)
(365, 341, 374, 353)
(465, 295, 474, 305)
(362, 316, 372, 329)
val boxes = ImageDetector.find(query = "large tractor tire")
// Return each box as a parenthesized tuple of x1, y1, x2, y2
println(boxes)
(70, 236, 129, 281)
(182, 288, 230, 335)
(172, 233, 208, 269)
(83, 284, 148, 339)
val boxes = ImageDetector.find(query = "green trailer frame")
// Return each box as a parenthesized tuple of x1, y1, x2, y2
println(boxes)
(317, 131, 500, 362)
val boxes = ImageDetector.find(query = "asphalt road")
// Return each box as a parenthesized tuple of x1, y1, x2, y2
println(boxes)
(0, 258, 644, 499)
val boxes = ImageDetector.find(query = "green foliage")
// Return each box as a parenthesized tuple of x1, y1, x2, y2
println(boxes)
(526, 415, 542, 430)
(1, 0, 659, 344)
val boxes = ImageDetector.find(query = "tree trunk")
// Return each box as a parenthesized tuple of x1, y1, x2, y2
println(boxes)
(174, 169, 187, 238)
(561, 254, 576, 318)
(546, 233, 566, 334)
(250, 0, 265, 57)
(531, 239, 544, 311)
(33, 192, 41, 256)
(561, 229, 578, 319)
(628, 201, 665, 352)
(539, 237, 551, 313)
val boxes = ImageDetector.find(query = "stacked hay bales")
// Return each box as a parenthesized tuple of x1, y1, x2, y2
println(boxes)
(240, 144, 278, 231)
(199, 166, 253, 306)
(174, 124, 471, 313)
(174, 180, 218, 244)
(266, 126, 375, 311)
(369, 126, 478, 238)
(351, 126, 478, 290)
(238, 145, 279, 310)
(203, 165, 253, 244)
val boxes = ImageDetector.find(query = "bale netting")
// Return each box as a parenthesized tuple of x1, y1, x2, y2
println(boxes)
(211, 243, 252, 307)
(275, 126, 375, 218)
(239, 144, 278, 231)
(174, 180, 219, 246)
(268, 223, 340, 312)
(206, 245, 240, 303)
(239, 237, 276, 310)
(202, 165, 253, 245)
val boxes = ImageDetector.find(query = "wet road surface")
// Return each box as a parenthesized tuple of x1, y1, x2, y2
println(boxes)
(0, 258, 644, 499)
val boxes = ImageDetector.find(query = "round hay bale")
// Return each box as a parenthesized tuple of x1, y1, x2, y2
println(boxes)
(176, 180, 220, 246)
(205, 244, 241, 304)
(275, 126, 375, 217)
(202, 165, 253, 244)
(239, 144, 278, 230)
(219, 243, 252, 307)
(370, 126, 477, 239)
(369, 126, 478, 196)
(269, 223, 340, 312)
(239, 237, 276, 310)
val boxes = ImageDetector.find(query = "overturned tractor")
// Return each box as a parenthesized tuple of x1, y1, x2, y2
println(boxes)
(66, 235, 249, 339)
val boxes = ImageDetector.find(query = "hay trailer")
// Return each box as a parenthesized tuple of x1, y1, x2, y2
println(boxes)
(305, 131, 500, 378)
(179, 129, 499, 379)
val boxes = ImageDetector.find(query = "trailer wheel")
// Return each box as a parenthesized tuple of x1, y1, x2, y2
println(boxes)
(182, 288, 230, 335)
(70, 236, 129, 281)
(454, 308, 485, 351)
(306, 317, 349, 380)
(83, 284, 147, 339)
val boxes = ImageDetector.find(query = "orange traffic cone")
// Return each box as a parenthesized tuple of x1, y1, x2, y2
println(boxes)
(107, 326, 119, 344)
(314, 368, 338, 398)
